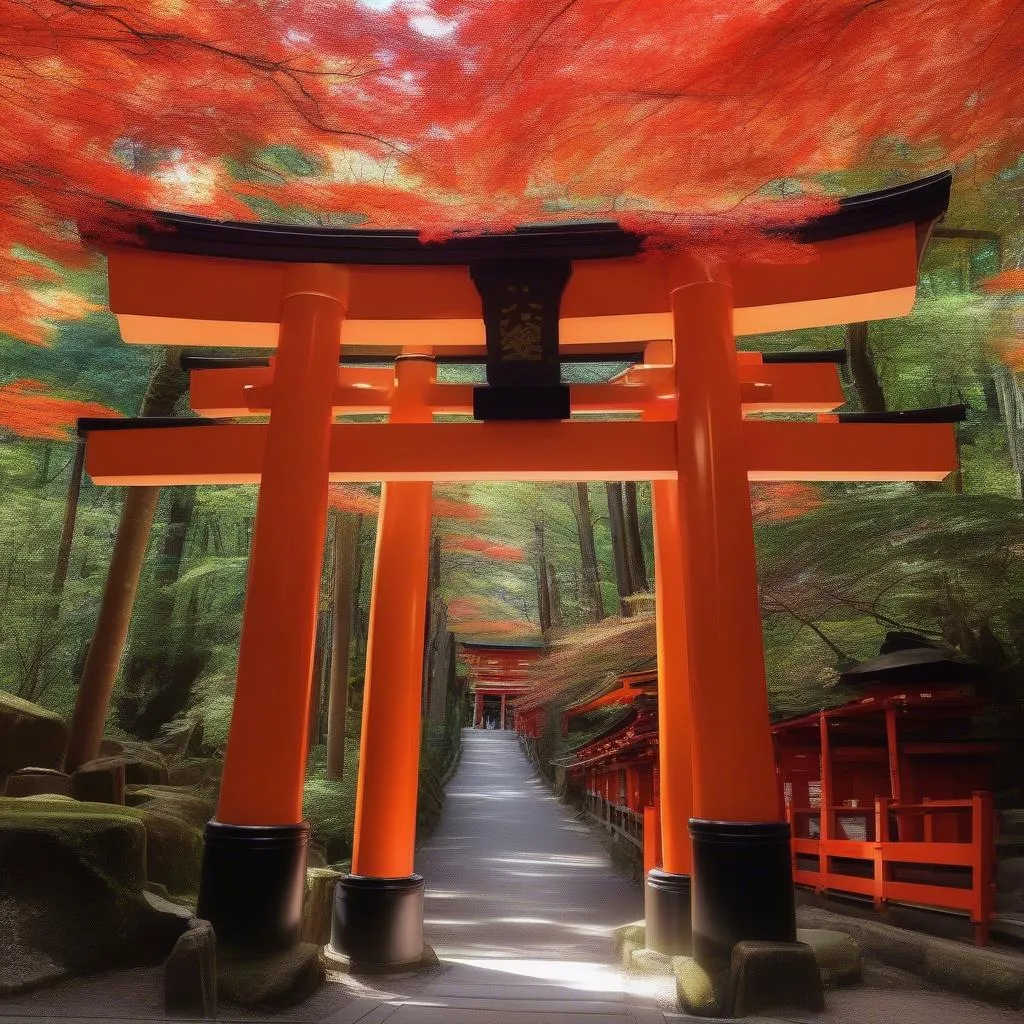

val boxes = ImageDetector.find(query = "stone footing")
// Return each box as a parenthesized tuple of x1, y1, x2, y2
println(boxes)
(614, 919, 861, 1017)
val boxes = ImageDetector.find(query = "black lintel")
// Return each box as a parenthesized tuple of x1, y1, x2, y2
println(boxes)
(761, 349, 848, 365)
(77, 416, 220, 437)
(834, 404, 967, 424)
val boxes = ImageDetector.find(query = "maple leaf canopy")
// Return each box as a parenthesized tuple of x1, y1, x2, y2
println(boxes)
(1, 0, 1023, 340)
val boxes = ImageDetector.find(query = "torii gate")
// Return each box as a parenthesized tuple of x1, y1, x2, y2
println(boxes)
(78, 171, 959, 971)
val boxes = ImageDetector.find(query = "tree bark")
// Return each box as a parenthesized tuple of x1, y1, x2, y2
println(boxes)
(118, 485, 198, 735)
(623, 481, 649, 593)
(605, 483, 632, 616)
(53, 438, 86, 599)
(326, 510, 360, 780)
(65, 347, 187, 771)
(571, 482, 605, 622)
(846, 322, 887, 413)
(534, 521, 552, 632)
(547, 558, 564, 628)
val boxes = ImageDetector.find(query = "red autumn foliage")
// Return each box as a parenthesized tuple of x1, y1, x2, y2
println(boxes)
(448, 618, 537, 638)
(441, 534, 528, 561)
(981, 270, 1024, 294)
(0, 379, 118, 440)
(750, 482, 824, 522)
(2, 0, 1023, 338)
(327, 485, 488, 520)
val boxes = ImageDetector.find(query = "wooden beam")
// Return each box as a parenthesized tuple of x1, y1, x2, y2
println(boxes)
(187, 362, 845, 417)
(84, 419, 958, 486)
(109, 222, 920, 347)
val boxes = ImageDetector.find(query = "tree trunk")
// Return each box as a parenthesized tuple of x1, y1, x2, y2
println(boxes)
(534, 521, 552, 632)
(845, 322, 887, 413)
(53, 438, 86, 599)
(20, 438, 88, 700)
(605, 483, 632, 616)
(571, 482, 605, 621)
(326, 510, 360, 780)
(993, 365, 1024, 498)
(547, 558, 564, 628)
(118, 485, 198, 736)
(623, 481, 649, 593)
(65, 347, 187, 770)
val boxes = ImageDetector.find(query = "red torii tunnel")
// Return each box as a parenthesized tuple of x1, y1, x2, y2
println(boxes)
(78, 171, 958, 970)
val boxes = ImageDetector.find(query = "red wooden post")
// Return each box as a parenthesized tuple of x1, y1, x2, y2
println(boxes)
(644, 805, 662, 874)
(874, 796, 890, 913)
(973, 791, 994, 946)
(818, 712, 832, 895)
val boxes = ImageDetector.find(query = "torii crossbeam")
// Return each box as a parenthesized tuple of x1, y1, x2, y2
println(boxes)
(78, 171, 957, 970)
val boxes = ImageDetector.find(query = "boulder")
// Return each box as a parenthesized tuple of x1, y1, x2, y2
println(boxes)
(71, 758, 126, 805)
(0, 692, 68, 787)
(165, 918, 217, 1018)
(126, 786, 214, 830)
(4, 768, 71, 798)
(168, 758, 222, 788)
(136, 807, 203, 899)
(0, 796, 189, 995)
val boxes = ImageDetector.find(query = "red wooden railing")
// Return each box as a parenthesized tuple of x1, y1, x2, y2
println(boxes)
(788, 791, 995, 945)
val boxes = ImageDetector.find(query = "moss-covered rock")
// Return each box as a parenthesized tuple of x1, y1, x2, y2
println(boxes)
(0, 796, 188, 994)
(126, 785, 214, 830)
(136, 807, 203, 900)
(218, 943, 324, 1008)
(0, 692, 68, 786)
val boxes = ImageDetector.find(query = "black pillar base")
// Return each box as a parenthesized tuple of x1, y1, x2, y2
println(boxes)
(331, 874, 424, 971)
(196, 820, 310, 953)
(644, 869, 692, 955)
(689, 819, 796, 966)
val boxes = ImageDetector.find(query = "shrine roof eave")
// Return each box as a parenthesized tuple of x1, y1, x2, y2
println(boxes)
(88, 172, 950, 265)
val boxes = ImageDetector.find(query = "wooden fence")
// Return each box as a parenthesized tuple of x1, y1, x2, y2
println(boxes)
(788, 791, 995, 945)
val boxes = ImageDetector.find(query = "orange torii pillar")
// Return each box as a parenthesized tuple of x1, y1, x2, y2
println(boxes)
(196, 264, 349, 951)
(671, 269, 796, 966)
(330, 355, 435, 969)
(643, 338, 697, 954)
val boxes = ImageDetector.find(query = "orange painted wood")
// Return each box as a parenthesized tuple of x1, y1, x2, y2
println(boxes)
(106, 223, 919, 348)
(216, 264, 349, 826)
(85, 418, 959, 486)
(744, 421, 959, 481)
(188, 360, 844, 417)
(670, 278, 780, 822)
(351, 357, 434, 878)
(792, 794, 995, 942)
(652, 476, 695, 874)
(644, 805, 662, 875)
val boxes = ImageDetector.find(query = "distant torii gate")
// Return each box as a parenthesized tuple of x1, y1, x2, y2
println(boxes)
(79, 171, 958, 970)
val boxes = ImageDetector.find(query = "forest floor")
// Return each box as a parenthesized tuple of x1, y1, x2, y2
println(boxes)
(2, 728, 1023, 1023)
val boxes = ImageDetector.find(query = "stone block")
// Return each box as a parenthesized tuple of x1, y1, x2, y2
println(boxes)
(302, 868, 343, 945)
(4, 767, 72, 798)
(923, 939, 1024, 1008)
(165, 918, 217, 1018)
(0, 691, 67, 777)
(728, 940, 825, 1018)
(218, 942, 325, 1008)
(72, 758, 126, 805)
(612, 920, 646, 959)
(797, 927, 862, 987)
(629, 946, 675, 974)
(674, 955, 728, 1017)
